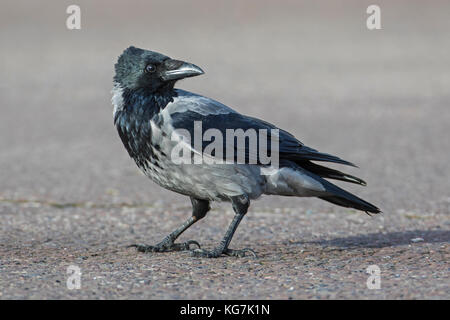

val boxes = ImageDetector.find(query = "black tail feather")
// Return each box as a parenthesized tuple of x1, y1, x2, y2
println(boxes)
(299, 161, 367, 186)
(319, 195, 380, 213)
(300, 167, 381, 214)
(285, 146, 358, 167)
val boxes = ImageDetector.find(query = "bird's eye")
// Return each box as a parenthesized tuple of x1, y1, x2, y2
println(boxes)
(145, 64, 156, 73)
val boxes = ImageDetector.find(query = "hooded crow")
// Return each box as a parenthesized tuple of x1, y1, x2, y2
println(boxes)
(112, 46, 380, 258)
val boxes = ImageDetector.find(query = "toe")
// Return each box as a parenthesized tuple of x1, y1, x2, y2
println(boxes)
(224, 248, 258, 258)
(128, 244, 159, 253)
(190, 248, 221, 258)
(185, 240, 201, 250)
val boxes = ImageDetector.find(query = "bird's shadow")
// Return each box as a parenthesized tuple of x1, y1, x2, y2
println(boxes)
(294, 229, 449, 250)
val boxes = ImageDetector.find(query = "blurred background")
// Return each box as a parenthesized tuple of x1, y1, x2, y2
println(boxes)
(1, 0, 449, 213)
(0, 0, 448, 299)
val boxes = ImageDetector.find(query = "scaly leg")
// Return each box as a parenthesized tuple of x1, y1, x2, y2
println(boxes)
(130, 197, 210, 253)
(191, 195, 257, 258)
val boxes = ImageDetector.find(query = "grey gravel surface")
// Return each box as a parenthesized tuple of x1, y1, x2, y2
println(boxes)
(0, 0, 449, 299)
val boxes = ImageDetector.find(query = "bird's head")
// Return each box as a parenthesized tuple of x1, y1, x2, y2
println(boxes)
(114, 46, 204, 93)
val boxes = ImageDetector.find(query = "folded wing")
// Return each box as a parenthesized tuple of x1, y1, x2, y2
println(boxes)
(166, 89, 356, 170)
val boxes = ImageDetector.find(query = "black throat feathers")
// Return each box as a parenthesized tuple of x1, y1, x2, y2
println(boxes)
(114, 88, 177, 169)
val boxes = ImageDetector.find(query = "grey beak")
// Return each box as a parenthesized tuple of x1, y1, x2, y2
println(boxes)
(161, 60, 204, 81)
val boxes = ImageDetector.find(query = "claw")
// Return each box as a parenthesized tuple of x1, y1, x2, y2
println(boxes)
(185, 240, 201, 250)
(170, 240, 201, 251)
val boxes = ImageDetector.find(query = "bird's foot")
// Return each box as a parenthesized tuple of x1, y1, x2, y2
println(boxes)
(129, 239, 201, 253)
(190, 247, 257, 258)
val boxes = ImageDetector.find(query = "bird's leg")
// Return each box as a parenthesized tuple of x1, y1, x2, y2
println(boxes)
(191, 194, 256, 258)
(130, 198, 210, 253)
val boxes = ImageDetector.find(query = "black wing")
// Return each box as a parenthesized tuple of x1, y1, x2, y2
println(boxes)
(167, 90, 356, 167)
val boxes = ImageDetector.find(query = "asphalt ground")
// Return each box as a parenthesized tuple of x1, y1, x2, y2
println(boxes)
(0, 0, 448, 299)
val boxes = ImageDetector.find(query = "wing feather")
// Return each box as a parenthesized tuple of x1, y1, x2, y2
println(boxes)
(166, 89, 355, 167)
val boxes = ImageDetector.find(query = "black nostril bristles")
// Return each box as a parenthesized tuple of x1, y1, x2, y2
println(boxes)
(164, 59, 184, 70)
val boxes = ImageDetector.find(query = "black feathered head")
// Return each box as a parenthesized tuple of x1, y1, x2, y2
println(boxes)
(114, 46, 204, 93)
